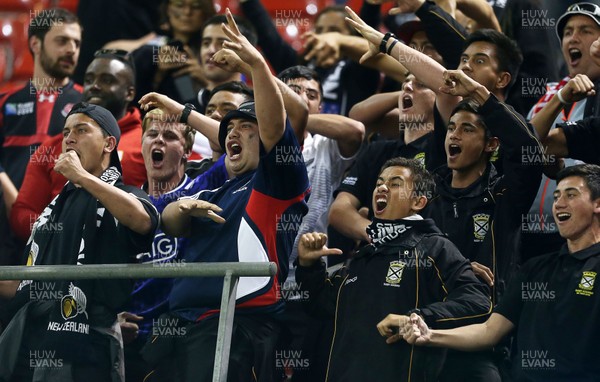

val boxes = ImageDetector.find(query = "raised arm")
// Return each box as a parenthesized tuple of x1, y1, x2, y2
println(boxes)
(222, 8, 285, 152)
(349, 91, 401, 139)
(530, 74, 595, 157)
(54, 151, 154, 235)
(139, 92, 220, 148)
(306, 114, 364, 157)
(345, 6, 459, 120)
(211, 48, 309, 145)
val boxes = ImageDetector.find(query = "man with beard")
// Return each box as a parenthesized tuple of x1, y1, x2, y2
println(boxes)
(0, 8, 82, 265)
(9, 49, 147, 243)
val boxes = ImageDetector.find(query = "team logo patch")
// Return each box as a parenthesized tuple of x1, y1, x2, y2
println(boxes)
(60, 283, 88, 320)
(576, 271, 597, 297)
(473, 213, 490, 242)
(385, 261, 406, 286)
(413, 152, 426, 167)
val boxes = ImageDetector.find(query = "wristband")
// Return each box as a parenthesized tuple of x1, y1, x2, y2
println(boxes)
(180, 103, 196, 124)
(386, 39, 398, 55)
(556, 88, 568, 105)
(380, 32, 396, 54)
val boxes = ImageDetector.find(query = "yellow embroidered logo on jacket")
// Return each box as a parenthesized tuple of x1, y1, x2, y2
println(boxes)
(576, 271, 596, 297)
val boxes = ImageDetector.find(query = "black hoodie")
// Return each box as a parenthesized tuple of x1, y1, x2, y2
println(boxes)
(296, 217, 492, 382)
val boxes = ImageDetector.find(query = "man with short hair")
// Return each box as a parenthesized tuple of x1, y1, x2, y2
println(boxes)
(395, 163, 600, 381)
(10, 50, 148, 243)
(523, 2, 600, 260)
(297, 157, 491, 382)
(143, 11, 309, 381)
(0, 102, 159, 382)
(0, 8, 83, 264)
(121, 106, 228, 382)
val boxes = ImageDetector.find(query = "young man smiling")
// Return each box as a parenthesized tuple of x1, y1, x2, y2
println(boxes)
(296, 157, 491, 382)
(395, 164, 600, 381)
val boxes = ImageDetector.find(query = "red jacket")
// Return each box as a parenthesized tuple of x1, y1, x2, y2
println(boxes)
(9, 107, 147, 241)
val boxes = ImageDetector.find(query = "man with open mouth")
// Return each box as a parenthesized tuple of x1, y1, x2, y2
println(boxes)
(397, 163, 600, 381)
(296, 157, 491, 382)
(143, 11, 309, 382)
(523, 2, 600, 262)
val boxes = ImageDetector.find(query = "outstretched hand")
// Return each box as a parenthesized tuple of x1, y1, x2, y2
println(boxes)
(344, 6, 383, 64)
(303, 32, 342, 68)
(212, 48, 251, 76)
(439, 69, 490, 104)
(178, 199, 226, 224)
(297, 232, 343, 267)
(138, 92, 185, 117)
(402, 313, 432, 345)
(221, 8, 264, 67)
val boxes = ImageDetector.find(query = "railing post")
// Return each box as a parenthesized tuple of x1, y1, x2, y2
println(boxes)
(212, 270, 239, 382)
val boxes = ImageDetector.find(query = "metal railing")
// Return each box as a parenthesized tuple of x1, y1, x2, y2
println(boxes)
(0, 262, 277, 382)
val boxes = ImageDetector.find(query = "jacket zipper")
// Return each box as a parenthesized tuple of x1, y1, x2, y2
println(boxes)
(453, 202, 458, 218)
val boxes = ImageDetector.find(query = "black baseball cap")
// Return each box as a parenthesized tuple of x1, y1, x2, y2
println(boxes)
(218, 101, 257, 152)
(66, 102, 122, 171)
(556, 2, 600, 42)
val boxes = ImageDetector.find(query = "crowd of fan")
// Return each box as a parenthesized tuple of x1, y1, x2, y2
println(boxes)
(1, 1, 600, 381)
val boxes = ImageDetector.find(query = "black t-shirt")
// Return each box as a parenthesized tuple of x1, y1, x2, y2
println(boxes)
(495, 242, 600, 381)
(336, 133, 432, 215)
(559, 117, 600, 165)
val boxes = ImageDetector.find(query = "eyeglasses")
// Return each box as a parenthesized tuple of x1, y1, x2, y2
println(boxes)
(567, 2, 600, 17)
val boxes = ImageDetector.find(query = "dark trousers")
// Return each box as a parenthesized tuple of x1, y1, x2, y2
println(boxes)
(142, 313, 282, 382)
(439, 350, 502, 382)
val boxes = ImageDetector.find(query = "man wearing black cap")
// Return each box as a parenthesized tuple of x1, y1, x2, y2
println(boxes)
(145, 10, 309, 382)
(0, 102, 159, 382)
(516, 1, 600, 263)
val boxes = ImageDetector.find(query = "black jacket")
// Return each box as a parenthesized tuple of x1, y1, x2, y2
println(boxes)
(297, 218, 492, 382)
(425, 95, 543, 301)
